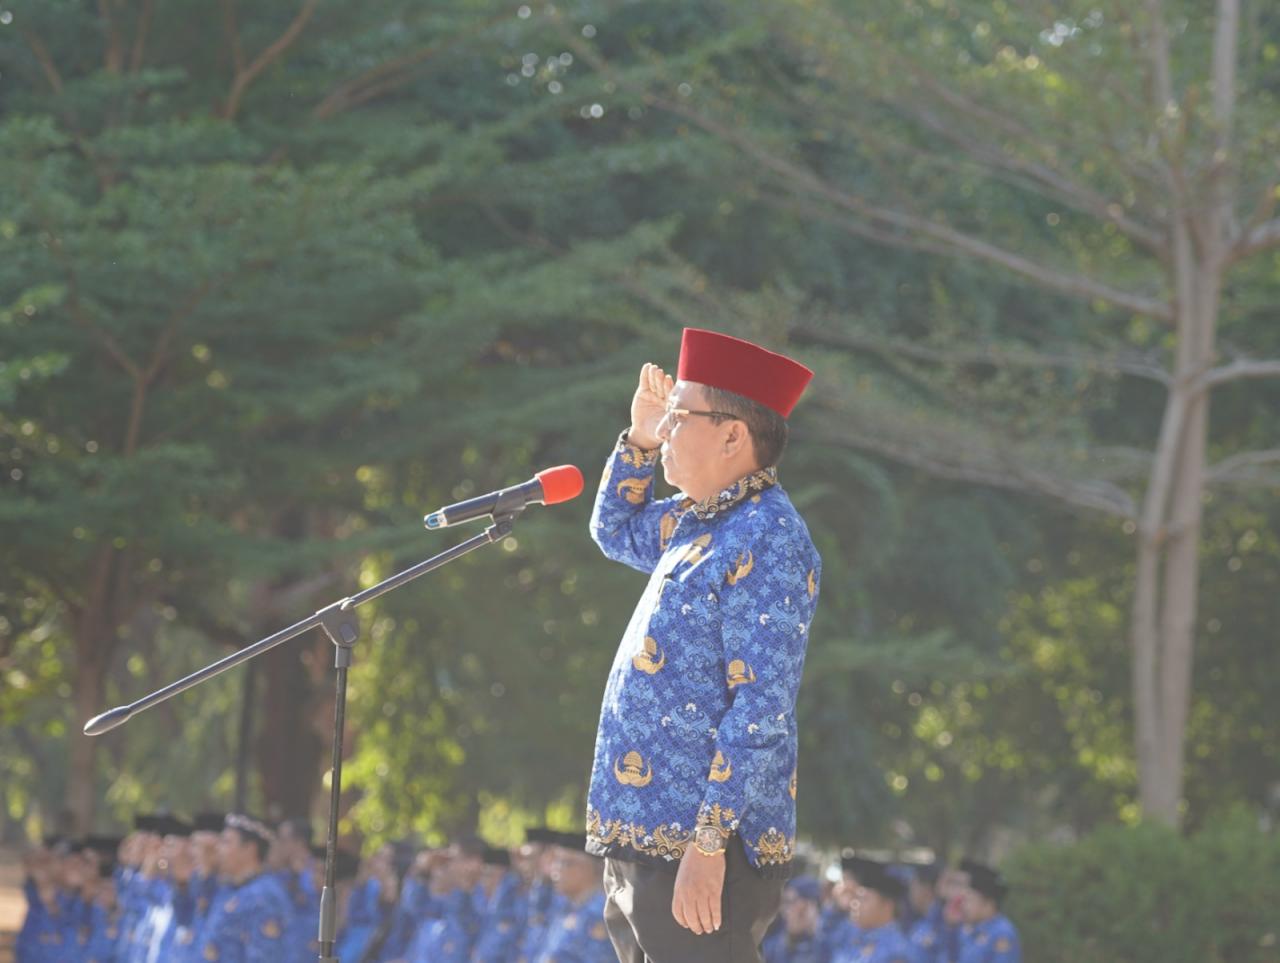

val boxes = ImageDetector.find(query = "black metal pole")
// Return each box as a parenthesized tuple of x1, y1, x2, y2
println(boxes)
(84, 514, 521, 963)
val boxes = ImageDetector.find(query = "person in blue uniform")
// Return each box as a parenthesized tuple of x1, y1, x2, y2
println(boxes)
(402, 837, 485, 962)
(589, 330, 820, 963)
(73, 839, 124, 963)
(901, 862, 945, 963)
(471, 845, 524, 962)
(126, 815, 199, 963)
(955, 863, 1020, 963)
(371, 844, 436, 963)
(336, 845, 395, 962)
(186, 814, 291, 963)
(115, 815, 171, 962)
(762, 875, 829, 963)
(516, 828, 563, 963)
(267, 818, 320, 963)
(180, 812, 230, 957)
(17, 840, 79, 962)
(830, 857, 916, 963)
(821, 852, 871, 959)
(535, 832, 614, 963)
(82, 859, 123, 963)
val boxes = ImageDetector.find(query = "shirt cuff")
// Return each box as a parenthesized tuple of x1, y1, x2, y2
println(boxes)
(616, 430, 660, 464)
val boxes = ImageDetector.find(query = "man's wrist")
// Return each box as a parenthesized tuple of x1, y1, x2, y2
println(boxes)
(692, 825, 728, 856)
(624, 427, 660, 451)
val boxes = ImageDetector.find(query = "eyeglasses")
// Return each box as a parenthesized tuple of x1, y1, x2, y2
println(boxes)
(662, 404, 737, 426)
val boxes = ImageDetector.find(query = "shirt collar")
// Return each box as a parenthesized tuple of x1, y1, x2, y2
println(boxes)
(682, 466, 778, 521)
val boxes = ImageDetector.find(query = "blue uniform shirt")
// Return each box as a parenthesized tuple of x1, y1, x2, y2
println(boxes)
(405, 888, 477, 962)
(956, 914, 1020, 963)
(534, 890, 613, 963)
(191, 871, 291, 963)
(586, 436, 821, 876)
(763, 929, 832, 963)
(831, 921, 918, 963)
(908, 904, 945, 963)
(472, 872, 525, 963)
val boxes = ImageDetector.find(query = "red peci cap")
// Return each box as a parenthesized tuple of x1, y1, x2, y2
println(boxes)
(677, 328, 813, 418)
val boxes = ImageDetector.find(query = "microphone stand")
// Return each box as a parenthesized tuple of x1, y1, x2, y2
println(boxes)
(84, 512, 522, 962)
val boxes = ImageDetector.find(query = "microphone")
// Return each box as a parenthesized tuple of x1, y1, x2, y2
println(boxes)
(424, 465, 584, 530)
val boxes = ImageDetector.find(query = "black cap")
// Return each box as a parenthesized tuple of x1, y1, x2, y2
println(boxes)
(483, 847, 511, 867)
(846, 855, 906, 902)
(840, 853, 880, 881)
(83, 836, 124, 856)
(193, 813, 228, 834)
(310, 846, 360, 881)
(906, 860, 940, 886)
(549, 831, 588, 852)
(135, 814, 191, 836)
(964, 861, 1008, 902)
(524, 827, 557, 845)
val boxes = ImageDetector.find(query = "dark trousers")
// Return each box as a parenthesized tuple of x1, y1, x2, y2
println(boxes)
(602, 842, 785, 963)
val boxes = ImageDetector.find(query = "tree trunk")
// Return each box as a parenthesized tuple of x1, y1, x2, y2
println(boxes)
(256, 637, 326, 820)
(1131, 213, 1222, 824)
(67, 546, 122, 835)
(68, 652, 106, 835)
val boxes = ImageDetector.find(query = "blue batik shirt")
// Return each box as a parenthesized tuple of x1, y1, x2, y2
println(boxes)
(956, 914, 1020, 963)
(831, 921, 917, 963)
(534, 890, 614, 963)
(586, 433, 821, 877)
(187, 871, 290, 963)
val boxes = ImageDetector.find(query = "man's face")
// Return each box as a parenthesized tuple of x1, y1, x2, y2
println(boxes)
(513, 844, 540, 884)
(832, 874, 857, 913)
(451, 850, 484, 892)
(191, 832, 220, 876)
(269, 824, 306, 870)
(656, 381, 736, 498)
(909, 876, 936, 914)
(549, 850, 597, 899)
(851, 886, 894, 930)
(781, 892, 820, 938)
(217, 829, 256, 879)
(961, 886, 996, 924)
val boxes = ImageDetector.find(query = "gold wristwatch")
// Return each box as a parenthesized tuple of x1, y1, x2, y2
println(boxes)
(693, 825, 728, 856)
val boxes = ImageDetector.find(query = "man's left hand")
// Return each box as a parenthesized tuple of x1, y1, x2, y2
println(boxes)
(672, 844, 725, 934)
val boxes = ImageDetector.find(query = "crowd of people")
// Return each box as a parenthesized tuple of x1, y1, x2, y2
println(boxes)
(17, 812, 1020, 963)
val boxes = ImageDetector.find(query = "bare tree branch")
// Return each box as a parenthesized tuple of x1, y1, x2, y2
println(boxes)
(791, 322, 1173, 385)
(903, 103, 1166, 251)
(221, 0, 319, 121)
(1206, 448, 1280, 486)
(311, 12, 508, 120)
(815, 412, 1138, 520)
(1230, 216, 1280, 262)
(648, 94, 1174, 321)
(19, 29, 64, 94)
(1197, 357, 1280, 391)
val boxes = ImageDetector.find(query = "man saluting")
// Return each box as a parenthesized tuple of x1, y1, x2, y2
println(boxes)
(586, 328, 821, 963)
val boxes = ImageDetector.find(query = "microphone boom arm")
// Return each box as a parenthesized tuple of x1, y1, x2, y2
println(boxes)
(83, 511, 522, 963)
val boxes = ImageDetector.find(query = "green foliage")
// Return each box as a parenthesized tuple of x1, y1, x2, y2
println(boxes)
(0, 0, 1277, 891)
(1006, 813, 1280, 963)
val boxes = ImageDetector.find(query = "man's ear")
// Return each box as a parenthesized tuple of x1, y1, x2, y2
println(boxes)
(723, 420, 751, 458)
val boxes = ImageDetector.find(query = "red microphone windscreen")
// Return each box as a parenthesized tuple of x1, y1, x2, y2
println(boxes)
(535, 465, 585, 505)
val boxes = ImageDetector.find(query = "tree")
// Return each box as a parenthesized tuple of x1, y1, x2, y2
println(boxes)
(584, 0, 1280, 825)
